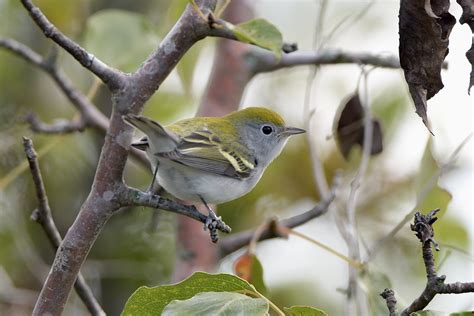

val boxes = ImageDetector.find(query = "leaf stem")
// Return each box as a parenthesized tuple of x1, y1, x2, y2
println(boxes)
(281, 226, 363, 269)
(239, 289, 285, 316)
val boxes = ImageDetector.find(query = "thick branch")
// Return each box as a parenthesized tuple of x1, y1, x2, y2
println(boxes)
(218, 173, 340, 257)
(30, 1, 219, 312)
(19, 0, 124, 89)
(23, 137, 105, 316)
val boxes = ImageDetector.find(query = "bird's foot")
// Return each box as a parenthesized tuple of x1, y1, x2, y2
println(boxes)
(198, 196, 231, 242)
(203, 208, 231, 243)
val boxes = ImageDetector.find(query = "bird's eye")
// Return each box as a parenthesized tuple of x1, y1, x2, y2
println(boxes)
(261, 125, 273, 135)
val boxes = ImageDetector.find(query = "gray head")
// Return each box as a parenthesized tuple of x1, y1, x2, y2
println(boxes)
(225, 107, 305, 167)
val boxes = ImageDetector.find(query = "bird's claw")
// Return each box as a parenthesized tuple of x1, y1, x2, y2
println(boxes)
(203, 212, 231, 243)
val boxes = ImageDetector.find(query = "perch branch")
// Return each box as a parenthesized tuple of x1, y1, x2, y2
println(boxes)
(22, 137, 105, 316)
(218, 172, 341, 256)
(380, 209, 474, 315)
(19, 0, 124, 89)
(120, 188, 231, 243)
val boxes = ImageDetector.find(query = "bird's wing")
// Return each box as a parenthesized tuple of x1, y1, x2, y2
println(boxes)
(158, 129, 256, 179)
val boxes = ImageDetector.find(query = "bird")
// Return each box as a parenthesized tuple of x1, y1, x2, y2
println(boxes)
(123, 107, 305, 228)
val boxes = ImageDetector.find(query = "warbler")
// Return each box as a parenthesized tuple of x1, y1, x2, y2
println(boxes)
(124, 107, 305, 221)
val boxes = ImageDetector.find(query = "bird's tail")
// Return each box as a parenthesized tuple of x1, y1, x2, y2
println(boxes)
(123, 115, 179, 152)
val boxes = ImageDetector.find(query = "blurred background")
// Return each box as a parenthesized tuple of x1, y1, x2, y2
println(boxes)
(0, 0, 472, 315)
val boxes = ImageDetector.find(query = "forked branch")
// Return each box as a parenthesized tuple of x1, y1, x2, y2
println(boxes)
(380, 209, 474, 315)
(23, 137, 105, 316)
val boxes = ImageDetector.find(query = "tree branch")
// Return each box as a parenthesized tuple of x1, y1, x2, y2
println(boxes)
(120, 188, 231, 242)
(218, 172, 341, 257)
(247, 49, 445, 75)
(19, 0, 124, 90)
(0, 38, 108, 132)
(28, 1, 219, 313)
(380, 289, 397, 316)
(0, 37, 149, 165)
(380, 209, 474, 315)
(22, 137, 105, 316)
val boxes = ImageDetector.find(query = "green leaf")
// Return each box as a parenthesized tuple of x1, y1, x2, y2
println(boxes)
(233, 18, 283, 58)
(411, 311, 448, 316)
(83, 9, 159, 72)
(416, 140, 452, 214)
(162, 292, 269, 316)
(411, 311, 474, 315)
(121, 272, 257, 315)
(284, 305, 328, 316)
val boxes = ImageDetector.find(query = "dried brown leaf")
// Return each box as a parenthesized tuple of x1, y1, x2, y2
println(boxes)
(399, 0, 456, 131)
(335, 94, 383, 159)
(457, 0, 474, 94)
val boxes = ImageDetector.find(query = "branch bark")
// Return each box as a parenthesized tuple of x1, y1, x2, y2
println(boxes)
(0, 38, 108, 132)
(249, 50, 413, 75)
(20, 0, 123, 89)
(28, 1, 219, 314)
(23, 137, 105, 316)
(0, 37, 149, 166)
(219, 173, 340, 257)
(380, 209, 474, 315)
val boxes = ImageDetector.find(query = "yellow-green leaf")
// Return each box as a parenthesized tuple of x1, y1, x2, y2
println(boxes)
(162, 292, 269, 316)
(121, 272, 257, 315)
(284, 305, 328, 316)
(233, 18, 283, 58)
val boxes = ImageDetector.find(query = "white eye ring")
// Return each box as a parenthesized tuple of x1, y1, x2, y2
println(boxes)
(261, 125, 273, 135)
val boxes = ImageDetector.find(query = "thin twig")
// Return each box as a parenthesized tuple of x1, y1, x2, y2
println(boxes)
(0, 38, 149, 165)
(22, 137, 105, 316)
(343, 69, 372, 315)
(380, 210, 474, 315)
(248, 49, 416, 75)
(380, 289, 397, 316)
(218, 172, 341, 257)
(19, 0, 123, 89)
(0, 38, 108, 132)
(121, 187, 231, 242)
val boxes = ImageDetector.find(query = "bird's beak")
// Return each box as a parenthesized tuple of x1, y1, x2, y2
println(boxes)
(281, 126, 306, 136)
